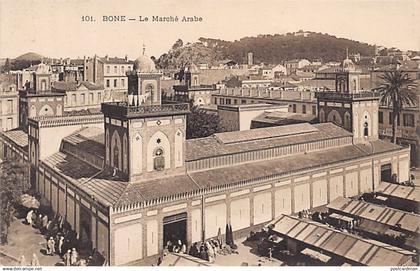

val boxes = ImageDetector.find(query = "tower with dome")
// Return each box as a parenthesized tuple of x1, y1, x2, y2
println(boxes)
(316, 49, 381, 143)
(126, 47, 162, 106)
(101, 48, 190, 182)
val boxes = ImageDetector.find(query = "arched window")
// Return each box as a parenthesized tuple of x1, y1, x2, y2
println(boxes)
(319, 109, 325, 122)
(113, 142, 120, 169)
(154, 148, 165, 171)
(364, 122, 369, 137)
(344, 112, 351, 131)
(111, 130, 122, 170)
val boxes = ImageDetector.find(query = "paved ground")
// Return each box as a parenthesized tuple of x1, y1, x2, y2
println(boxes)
(0, 217, 62, 266)
(161, 238, 283, 266)
(213, 239, 284, 266)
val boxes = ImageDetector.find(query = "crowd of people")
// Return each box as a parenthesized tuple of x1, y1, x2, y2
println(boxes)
(188, 239, 222, 263)
(160, 237, 239, 265)
(23, 208, 104, 266)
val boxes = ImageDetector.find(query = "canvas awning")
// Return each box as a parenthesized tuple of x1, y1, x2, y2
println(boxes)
(301, 248, 331, 263)
(375, 195, 388, 201)
(329, 213, 354, 223)
(356, 219, 389, 235)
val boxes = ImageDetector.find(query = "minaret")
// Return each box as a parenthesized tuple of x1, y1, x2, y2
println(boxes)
(101, 48, 190, 182)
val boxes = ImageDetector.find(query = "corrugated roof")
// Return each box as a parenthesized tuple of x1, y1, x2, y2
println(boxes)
(377, 182, 418, 202)
(271, 215, 416, 266)
(1, 129, 28, 148)
(328, 197, 420, 235)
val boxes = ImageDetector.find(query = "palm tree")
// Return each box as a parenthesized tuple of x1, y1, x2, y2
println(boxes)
(373, 70, 417, 144)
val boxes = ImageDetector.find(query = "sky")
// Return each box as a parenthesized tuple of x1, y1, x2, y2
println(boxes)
(0, 0, 419, 59)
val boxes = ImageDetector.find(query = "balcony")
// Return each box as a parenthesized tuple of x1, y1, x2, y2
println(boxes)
(101, 102, 190, 119)
(315, 91, 381, 101)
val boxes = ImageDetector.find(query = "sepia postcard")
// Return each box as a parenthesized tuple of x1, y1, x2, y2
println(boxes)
(0, 0, 419, 268)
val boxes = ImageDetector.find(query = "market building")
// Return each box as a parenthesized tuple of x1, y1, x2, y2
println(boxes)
(0, 51, 412, 266)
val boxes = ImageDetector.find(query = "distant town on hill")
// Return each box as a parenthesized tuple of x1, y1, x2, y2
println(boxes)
(156, 31, 381, 69)
(2, 31, 418, 71)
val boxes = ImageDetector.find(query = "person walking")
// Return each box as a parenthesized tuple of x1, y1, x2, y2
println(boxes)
(58, 236, 65, 255)
(47, 237, 56, 255)
(26, 210, 34, 225)
(64, 250, 71, 266)
(42, 215, 48, 232)
(70, 248, 78, 266)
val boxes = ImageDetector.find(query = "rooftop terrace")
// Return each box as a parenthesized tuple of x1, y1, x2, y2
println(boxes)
(101, 102, 190, 119)
(315, 91, 381, 101)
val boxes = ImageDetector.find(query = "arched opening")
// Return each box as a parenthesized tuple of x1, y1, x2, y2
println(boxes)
(38, 104, 54, 116)
(147, 131, 171, 172)
(153, 148, 165, 171)
(319, 109, 325, 122)
(111, 130, 122, 170)
(327, 110, 342, 126)
(364, 122, 369, 137)
(344, 112, 351, 131)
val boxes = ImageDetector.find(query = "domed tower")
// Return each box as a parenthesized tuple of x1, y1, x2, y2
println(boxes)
(335, 49, 361, 93)
(127, 48, 161, 106)
(101, 46, 190, 182)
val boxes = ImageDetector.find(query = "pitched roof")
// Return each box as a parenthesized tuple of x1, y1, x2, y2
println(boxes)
(52, 81, 103, 92)
(186, 123, 352, 161)
(1, 129, 28, 149)
(271, 215, 416, 266)
(188, 144, 368, 189)
(252, 111, 317, 125)
(43, 152, 127, 207)
(377, 182, 418, 202)
(62, 127, 105, 159)
(43, 149, 200, 208)
(328, 197, 420, 235)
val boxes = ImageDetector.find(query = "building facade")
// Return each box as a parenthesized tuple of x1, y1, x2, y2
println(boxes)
(0, 74, 19, 132)
(173, 64, 215, 106)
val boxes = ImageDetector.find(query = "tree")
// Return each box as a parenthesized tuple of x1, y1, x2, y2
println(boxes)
(373, 70, 417, 143)
(186, 103, 223, 139)
(3, 58, 11, 73)
(0, 159, 30, 243)
(172, 39, 184, 51)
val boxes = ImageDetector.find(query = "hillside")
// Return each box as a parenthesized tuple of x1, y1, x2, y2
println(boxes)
(157, 32, 376, 69)
(14, 52, 45, 61)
